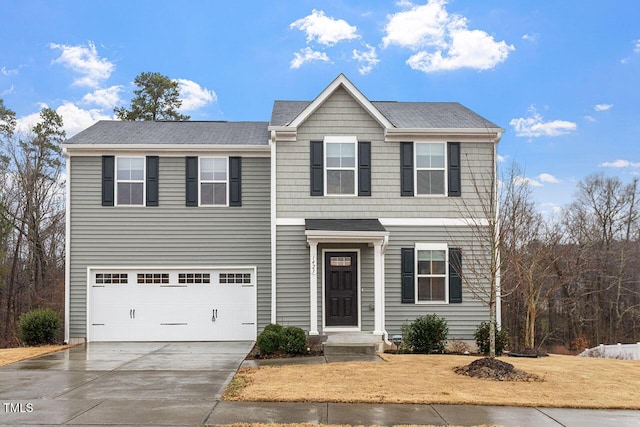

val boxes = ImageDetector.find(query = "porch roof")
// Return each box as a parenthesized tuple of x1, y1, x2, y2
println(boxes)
(304, 219, 389, 244)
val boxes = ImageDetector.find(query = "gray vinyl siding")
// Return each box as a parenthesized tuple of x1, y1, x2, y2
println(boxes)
(384, 225, 490, 340)
(69, 156, 271, 338)
(275, 226, 374, 333)
(276, 86, 494, 218)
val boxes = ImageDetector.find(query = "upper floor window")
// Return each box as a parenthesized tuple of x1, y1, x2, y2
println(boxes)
(415, 143, 445, 195)
(116, 157, 145, 205)
(200, 157, 228, 206)
(325, 137, 357, 196)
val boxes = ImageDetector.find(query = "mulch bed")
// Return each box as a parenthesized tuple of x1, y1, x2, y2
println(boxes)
(245, 344, 323, 360)
(454, 357, 543, 382)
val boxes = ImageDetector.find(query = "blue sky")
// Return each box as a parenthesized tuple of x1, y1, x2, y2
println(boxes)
(1, 0, 639, 212)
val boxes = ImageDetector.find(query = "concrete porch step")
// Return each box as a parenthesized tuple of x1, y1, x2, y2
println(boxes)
(323, 342, 377, 356)
(324, 332, 382, 344)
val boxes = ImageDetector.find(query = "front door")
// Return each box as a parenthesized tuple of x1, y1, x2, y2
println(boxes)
(325, 251, 358, 327)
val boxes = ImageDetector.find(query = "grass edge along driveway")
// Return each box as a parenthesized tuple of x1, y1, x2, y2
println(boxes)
(225, 354, 640, 409)
(0, 345, 72, 366)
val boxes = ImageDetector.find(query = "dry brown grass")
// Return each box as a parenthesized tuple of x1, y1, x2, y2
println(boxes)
(225, 354, 640, 409)
(211, 424, 498, 427)
(0, 345, 72, 366)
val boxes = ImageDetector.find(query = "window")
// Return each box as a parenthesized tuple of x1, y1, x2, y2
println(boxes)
(178, 273, 211, 284)
(416, 244, 447, 303)
(219, 272, 251, 284)
(200, 157, 228, 206)
(116, 157, 145, 205)
(95, 273, 128, 284)
(415, 143, 445, 195)
(325, 138, 356, 195)
(137, 273, 169, 284)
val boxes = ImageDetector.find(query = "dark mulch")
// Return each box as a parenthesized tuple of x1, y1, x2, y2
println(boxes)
(245, 344, 323, 360)
(454, 357, 543, 382)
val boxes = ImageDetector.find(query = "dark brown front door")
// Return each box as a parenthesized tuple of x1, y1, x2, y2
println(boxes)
(325, 251, 358, 327)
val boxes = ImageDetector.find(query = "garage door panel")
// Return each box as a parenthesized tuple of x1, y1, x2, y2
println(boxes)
(89, 268, 257, 342)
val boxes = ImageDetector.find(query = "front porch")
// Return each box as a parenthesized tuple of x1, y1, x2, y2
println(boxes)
(304, 219, 389, 344)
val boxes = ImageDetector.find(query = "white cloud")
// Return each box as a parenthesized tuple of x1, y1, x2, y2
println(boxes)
(538, 173, 559, 184)
(594, 103, 613, 112)
(522, 33, 539, 43)
(599, 159, 640, 168)
(176, 79, 217, 112)
(81, 85, 123, 109)
(290, 47, 331, 69)
(1, 85, 14, 96)
(496, 154, 507, 163)
(635, 39, 640, 53)
(584, 115, 596, 122)
(50, 41, 114, 87)
(383, 0, 514, 73)
(514, 175, 542, 187)
(56, 102, 112, 136)
(1, 66, 18, 76)
(353, 44, 380, 75)
(16, 110, 43, 135)
(509, 106, 577, 137)
(290, 9, 359, 46)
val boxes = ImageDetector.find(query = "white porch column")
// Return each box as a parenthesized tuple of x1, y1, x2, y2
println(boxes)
(373, 240, 384, 335)
(309, 240, 319, 335)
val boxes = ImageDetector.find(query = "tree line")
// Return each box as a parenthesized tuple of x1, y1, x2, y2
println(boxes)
(501, 166, 640, 352)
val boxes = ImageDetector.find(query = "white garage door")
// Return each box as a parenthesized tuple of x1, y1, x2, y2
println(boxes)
(88, 267, 257, 342)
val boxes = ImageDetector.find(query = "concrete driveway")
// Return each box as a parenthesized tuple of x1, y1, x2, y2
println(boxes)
(0, 341, 253, 426)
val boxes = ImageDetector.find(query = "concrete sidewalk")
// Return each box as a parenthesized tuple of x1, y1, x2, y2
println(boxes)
(206, 401, 640, 427)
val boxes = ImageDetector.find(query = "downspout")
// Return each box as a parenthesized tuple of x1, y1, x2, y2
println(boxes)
(270, 131, 277, 325)
(494, 133, 502, 329)
(64, 148, 71, 344)
(381, 234, 392, 346)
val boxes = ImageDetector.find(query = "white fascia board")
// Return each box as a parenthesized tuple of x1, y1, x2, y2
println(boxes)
(289, 74, 394, 130)
(380, 218, 490, 227)
(385, 128, 504, 143)
(305, 229, 390, 244)
(62, 144, 271, 156)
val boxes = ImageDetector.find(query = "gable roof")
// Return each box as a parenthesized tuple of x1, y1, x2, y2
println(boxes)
(273, 74, 394, 130)
(65, 120, 269, 145)
(268, 74, 501, 132)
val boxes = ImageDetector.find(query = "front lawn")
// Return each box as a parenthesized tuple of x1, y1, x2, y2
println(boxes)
(0, 345, 72, 366)
(225, 354, 640, 409)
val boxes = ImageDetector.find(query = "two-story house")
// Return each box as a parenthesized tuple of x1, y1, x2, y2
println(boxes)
(63, 74, 503, 348)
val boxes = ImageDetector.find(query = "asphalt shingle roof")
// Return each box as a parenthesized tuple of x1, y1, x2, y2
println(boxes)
(305, 219, 387, 232)
(65, 121, 270, 145)
(270, 100, 500, 129)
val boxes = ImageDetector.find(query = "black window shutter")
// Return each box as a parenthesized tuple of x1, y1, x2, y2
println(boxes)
(101, 155, 114, 206)
(146, 156, 159, 207)
(449, 247, 463, 303)
(358, 141, 371, 196)
(401, 248, 415, 303)
(400, 142, 414, 196)
(310, 141, 323, 196)
(185, 156, 198, 207)
(229, 156, 242, 207)
(448, 142, 461, 197)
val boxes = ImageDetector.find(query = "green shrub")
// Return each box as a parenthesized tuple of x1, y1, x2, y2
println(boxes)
(262, 323, 284, 336)
(17, 308, 62, 346)
(281, 326, 307, 354)
(402, 314, 448, 354)
(474, 321, 509, 356)
(256, 330, 281, 355)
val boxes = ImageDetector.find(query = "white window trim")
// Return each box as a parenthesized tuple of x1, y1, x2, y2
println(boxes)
(414, 142, 447, 197)
(115, 156, 146, 207)
(198, 156, 230, 207)
(415, 243, 449, 305)
(324, 136, 358, 197)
